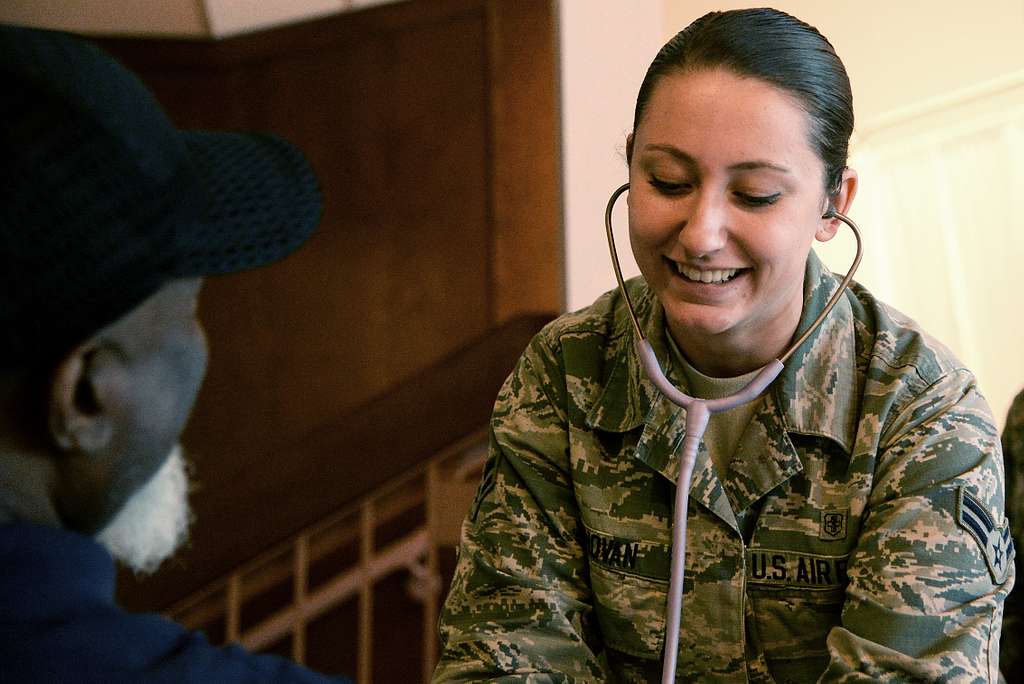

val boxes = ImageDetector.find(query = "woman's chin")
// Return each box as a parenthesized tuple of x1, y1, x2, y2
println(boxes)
(664, 304, 743, 345)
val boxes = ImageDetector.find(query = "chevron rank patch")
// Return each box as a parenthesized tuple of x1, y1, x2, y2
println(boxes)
(956, 486, 1014, 584)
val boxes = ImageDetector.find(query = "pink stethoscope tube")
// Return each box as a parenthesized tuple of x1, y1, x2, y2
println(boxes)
(603, 183, 862, 683)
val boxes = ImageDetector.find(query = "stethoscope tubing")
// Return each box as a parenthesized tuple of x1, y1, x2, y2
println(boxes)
(603, 183, 862, 683)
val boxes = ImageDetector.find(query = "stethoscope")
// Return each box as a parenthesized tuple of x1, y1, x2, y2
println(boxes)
(603, 182, 862, 683)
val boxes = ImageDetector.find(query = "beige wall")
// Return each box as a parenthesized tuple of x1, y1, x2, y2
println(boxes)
(559, 0, 662, 313)
(663, 0, 1024, 127)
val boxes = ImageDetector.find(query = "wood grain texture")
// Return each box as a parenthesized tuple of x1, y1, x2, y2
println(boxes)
(486, 0, 564, 322)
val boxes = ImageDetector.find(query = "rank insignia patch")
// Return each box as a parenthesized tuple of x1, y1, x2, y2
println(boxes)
(818, 507, 849, 541)
(957, 486, 1014, 584)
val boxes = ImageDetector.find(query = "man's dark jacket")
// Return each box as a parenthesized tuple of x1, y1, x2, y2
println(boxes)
(0, 522, 347, 683)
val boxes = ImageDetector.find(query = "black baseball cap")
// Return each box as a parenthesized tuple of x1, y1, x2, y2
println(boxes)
(0, 25, 322, 364)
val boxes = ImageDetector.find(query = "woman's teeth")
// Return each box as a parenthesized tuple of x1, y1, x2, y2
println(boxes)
(676, 263, 740, 284)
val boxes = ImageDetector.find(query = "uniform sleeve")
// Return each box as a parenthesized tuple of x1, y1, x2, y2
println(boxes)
(432, 339, 610, 683)
(821, 370, 1014, 683)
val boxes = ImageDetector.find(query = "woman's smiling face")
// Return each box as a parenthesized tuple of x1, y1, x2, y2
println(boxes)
(627, 67, 852, 376)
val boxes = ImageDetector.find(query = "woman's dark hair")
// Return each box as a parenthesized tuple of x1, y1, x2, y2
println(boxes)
(633, 8, 853, 195)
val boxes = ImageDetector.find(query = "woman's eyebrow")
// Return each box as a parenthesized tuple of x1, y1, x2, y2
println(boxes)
(642, 144, 699, 170)
(728, 160, 792, 174)
(642, 144, 791, 175)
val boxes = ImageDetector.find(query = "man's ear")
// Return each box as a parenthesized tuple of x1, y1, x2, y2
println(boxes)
(817, 167, 859, 242)
(48, 342, 126, 455)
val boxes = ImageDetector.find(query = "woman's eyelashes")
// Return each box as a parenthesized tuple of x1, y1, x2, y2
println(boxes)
(648, 176, 691, 195)
(735, 191, 781, 207)
(648, 176, 781, 208)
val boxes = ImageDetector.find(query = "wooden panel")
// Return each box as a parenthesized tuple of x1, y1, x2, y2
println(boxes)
(486, 0, 563, 321)
(103, 1, 492, 466)
(99, 0, 560, 615)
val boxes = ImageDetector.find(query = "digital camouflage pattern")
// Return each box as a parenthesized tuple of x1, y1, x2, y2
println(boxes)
(1000, 390, 1024, 681)
(434, 252, 1013, 683)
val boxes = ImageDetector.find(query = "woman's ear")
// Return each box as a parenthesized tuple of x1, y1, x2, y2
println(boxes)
(48, 341, 125, 455)
(625, 132, 635, 167)
(816, 167, 859, 242)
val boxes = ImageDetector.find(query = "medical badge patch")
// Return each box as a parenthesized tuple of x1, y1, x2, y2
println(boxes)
(818, 507, 849, 541)
(956, 486, 1014, 584)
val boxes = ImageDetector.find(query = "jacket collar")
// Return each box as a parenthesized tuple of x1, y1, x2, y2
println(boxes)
(585, 251, 858, 454)
(585, 252, 857, 527)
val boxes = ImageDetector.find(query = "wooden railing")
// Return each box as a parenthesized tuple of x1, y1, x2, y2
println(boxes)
(156, 313, 557, 681)
(165, 428, 490, 683)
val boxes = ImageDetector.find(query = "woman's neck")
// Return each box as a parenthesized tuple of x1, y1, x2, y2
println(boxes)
(667, 304, 802, 378)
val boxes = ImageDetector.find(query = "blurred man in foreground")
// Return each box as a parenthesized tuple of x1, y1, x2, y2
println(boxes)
(0, 25, 343, 682)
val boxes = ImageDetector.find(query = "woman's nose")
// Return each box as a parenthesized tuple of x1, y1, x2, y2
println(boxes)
(678, 191, 727, 257)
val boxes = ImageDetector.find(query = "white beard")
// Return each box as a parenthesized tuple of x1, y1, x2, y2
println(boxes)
(95, 444, 193, 575)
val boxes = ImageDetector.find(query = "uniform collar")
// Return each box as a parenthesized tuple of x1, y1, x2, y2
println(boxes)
(585, 250, 858, 455)
(772, 250, 859, 454)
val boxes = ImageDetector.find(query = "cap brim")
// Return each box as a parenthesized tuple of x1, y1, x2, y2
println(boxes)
(173, 131, 322, 277)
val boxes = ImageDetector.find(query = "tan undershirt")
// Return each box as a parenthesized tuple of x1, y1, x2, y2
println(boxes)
(666, 333, 764, 480)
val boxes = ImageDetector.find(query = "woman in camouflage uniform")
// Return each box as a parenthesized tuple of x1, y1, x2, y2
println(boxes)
(435, 9, 1013, 683)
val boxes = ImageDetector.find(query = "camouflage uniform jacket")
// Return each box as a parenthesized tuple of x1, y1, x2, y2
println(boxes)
(435, 253, 1013, 683)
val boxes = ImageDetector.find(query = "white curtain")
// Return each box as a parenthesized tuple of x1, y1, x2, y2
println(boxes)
(817, 74, 1024, 428)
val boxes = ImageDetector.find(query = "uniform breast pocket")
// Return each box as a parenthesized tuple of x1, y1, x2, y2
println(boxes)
(748, 585, 845, 681)
(590, 563, 667, 659)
